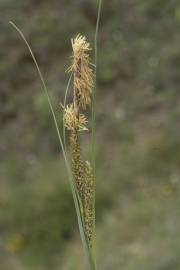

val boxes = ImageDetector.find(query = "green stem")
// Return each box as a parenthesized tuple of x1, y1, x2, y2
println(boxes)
(63, 72, 73, 153)
(92, 0, 103, 269)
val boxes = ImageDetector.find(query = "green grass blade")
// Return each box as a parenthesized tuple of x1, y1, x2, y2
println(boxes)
(92, 0, 103, 268)
(9, 21, 95, 270)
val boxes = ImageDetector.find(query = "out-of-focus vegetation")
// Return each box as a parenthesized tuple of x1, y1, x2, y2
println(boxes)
(1, 0, 180, 269)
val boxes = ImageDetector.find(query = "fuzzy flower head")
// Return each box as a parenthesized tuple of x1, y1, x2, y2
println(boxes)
(69, 34, 93, 110)
(64, 104, 88, 131)
(71, 35, 91, 59)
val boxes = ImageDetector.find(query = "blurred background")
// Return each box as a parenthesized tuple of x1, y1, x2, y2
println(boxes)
(1, 0, 180, 269)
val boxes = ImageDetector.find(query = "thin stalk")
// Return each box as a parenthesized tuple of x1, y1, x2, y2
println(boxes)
(10, 21, 95, 270)
(92, 0, 103, 268)
(63, 72, 73, 153)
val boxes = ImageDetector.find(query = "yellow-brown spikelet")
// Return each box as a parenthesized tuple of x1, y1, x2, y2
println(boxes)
(70, 130, 85, 201)
(69, 34, 93, 110)
(64, 104, 88, 131)
(83, 161, 94, 247)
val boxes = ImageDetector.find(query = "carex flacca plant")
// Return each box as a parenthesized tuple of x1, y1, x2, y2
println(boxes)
(64, 35, 94, 248)
(10, 1, 102, 269)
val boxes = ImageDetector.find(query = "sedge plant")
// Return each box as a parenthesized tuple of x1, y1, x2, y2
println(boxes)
(64, 35, 94, 248)
(10, 0, 102, 269)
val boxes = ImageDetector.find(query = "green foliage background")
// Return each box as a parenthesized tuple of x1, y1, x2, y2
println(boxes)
(0, 0, 180, 269)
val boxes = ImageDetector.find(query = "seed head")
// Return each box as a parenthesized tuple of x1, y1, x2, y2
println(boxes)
(83, 161, 94, 247)
(64, 104, 88, 131)
(69, 34, 93, 109)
